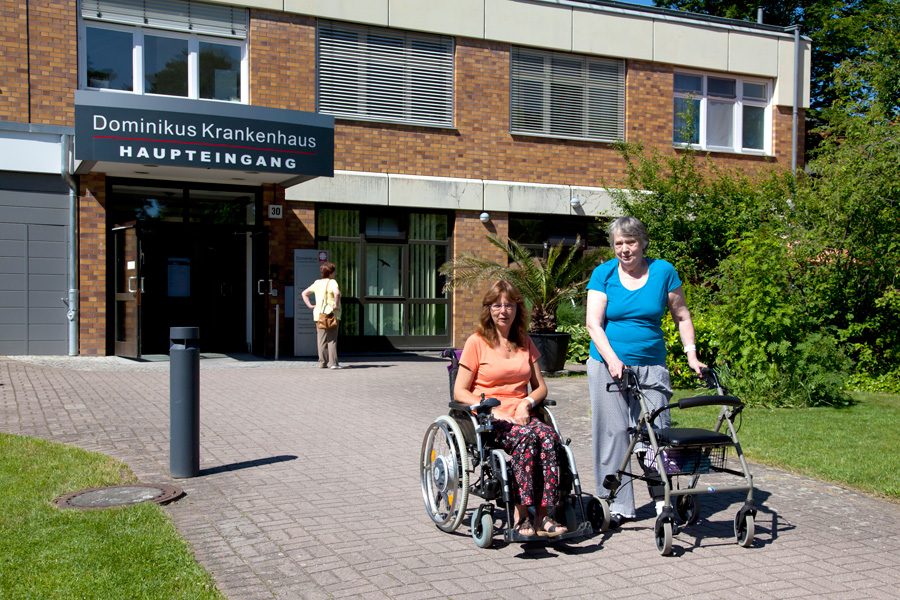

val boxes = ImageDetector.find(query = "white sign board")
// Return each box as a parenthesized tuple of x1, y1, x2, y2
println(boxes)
(294, 249, 328, 356)
(269, 205, 283, 219)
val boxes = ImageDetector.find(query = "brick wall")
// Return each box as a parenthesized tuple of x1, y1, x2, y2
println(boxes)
(313, 38, 799, 185)
(0, 0, 29, 121)
(249, 11, 316, 112)
(23, 0, 76, 124)
(450, 211, 509, 348)
(78, 173, 107, 355)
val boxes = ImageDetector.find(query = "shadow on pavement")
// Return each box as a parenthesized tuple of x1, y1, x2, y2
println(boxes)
(199, 454, 298, 476)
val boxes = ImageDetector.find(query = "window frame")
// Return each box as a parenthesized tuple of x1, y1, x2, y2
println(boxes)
(78, 19, 248, 103)
(509, 46, 625, 143)
(673, 70, 772, 155)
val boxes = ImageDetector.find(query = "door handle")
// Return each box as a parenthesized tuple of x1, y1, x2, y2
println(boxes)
(257, 279, 265, 295)
(128, 276, 137, 293)
(140, 277, 145, 293)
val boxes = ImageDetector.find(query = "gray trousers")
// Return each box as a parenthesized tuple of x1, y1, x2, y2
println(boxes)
(588, 358, 673, 518)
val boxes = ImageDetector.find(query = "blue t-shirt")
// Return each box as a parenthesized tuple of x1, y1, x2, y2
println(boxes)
(586, 258, 682, 365)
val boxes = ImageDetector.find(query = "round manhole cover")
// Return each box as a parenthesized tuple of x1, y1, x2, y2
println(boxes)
(54, 484, 184, 510)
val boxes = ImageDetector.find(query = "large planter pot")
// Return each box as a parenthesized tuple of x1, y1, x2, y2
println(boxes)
(530, 331, 572, 373)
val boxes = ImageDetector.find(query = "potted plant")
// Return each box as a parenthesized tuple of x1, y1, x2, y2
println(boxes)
(440, 235, 604, 372)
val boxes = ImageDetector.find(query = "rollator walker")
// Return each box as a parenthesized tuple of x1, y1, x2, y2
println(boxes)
(600, 367, 757, 555)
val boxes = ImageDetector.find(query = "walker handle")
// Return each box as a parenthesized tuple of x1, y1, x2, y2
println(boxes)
(678, 395, 743, 409)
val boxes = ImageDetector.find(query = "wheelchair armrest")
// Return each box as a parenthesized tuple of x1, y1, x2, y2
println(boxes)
(449, 398, 501, 415)
(541, 399, 556, 406)
(678, 395, 743, 410)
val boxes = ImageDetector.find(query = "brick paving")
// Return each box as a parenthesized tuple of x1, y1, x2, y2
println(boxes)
(2, 353, 899, 599)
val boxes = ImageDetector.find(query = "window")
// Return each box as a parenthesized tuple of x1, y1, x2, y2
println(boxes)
(80, 0, 248, 102)
(316, 208, 450, 346)
(510, 47, 625, 142)
(673, 72, 771, 153)
(317, 21, 454, 128)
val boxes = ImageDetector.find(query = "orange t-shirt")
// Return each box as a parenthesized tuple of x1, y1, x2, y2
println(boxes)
(458, 333, 541, 422)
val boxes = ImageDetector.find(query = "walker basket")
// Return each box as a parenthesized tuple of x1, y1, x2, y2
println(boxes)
(644, 446, 726, 475)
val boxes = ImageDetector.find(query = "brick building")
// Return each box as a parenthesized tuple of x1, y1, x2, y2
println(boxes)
(0, 0, 810, 357)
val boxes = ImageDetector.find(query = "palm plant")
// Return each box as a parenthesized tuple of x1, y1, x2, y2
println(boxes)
(440, 235, 605, 333)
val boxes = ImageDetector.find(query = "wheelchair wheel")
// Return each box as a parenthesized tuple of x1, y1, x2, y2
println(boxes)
(472, 508, 494, 548)
(551, 500, 577, 532)
(420, 415, 469, 532)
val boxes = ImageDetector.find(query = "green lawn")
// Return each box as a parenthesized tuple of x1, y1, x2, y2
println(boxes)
(671, 390, 900, 501)
(0, 433, 224, 600)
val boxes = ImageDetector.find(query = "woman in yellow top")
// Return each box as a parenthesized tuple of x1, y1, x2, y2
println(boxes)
(301, 262, 343, 369)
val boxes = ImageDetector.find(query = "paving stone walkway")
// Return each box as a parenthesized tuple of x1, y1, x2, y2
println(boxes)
(2, 354, 898, 599)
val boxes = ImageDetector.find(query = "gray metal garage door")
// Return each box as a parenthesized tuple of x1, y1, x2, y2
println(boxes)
(0, 174, 69, 355)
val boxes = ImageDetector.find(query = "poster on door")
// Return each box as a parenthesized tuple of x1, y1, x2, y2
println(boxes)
(294, 249, 328, 357)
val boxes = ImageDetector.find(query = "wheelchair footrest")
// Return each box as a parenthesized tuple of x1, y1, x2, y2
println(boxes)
(504, 519, 592, 543)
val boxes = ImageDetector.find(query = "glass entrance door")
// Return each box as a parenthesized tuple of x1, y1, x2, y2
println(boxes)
(113, 223, 141, 358)
(109, 181, 261, 356)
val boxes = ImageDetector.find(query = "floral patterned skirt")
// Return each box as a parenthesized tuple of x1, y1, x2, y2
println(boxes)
(493, 417, 561, 507)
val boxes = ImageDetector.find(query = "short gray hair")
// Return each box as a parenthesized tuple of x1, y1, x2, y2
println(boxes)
(607, 216, 650, 250)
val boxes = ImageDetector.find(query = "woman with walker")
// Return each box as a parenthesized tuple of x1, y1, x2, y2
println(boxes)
(586, 216, 705, 528)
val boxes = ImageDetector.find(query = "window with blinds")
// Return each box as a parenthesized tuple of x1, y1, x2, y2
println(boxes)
(81, 0, 248, 39)
(317, 21, 454, 128)
(510, 47, 625, 142)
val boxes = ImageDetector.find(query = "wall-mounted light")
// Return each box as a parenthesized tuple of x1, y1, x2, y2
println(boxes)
(479, 212, 491, 223)
(570, 197, 582, 209)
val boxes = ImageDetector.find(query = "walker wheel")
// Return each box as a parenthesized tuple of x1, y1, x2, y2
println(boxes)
(675, 494, 700, 526)
(735, 511, 755, 548)
(654, 517, 673, 555)
(585, 497, 611, 532)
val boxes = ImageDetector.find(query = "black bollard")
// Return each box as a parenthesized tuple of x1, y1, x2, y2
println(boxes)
(170, 327, 200, 478)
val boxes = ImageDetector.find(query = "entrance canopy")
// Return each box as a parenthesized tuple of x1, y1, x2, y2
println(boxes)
(74, 90, 334, 186)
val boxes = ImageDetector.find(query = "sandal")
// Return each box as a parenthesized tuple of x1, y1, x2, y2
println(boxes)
(513, 516, 536, 537)
(537, 516, 568, 538)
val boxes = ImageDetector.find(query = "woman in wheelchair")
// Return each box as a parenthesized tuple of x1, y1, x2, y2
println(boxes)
(453, 280, 568, 538)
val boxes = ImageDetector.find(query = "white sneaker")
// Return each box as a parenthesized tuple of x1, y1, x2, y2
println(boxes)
(329, 365, 345, 369)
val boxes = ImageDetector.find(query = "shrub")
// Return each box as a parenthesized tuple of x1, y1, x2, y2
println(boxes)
(559, 324, 591, 364)
(711, 227, 851, 407)
(662, 307, 716, 389)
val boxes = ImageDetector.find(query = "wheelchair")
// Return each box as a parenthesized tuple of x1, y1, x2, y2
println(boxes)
(419, 349, 601, 548)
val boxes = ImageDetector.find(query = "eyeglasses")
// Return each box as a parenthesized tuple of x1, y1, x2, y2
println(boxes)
(489, 303, 517, 312)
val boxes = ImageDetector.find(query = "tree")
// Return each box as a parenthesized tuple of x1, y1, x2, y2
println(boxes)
(653, 1, 897, 120)
(439, 236, 603, 333)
